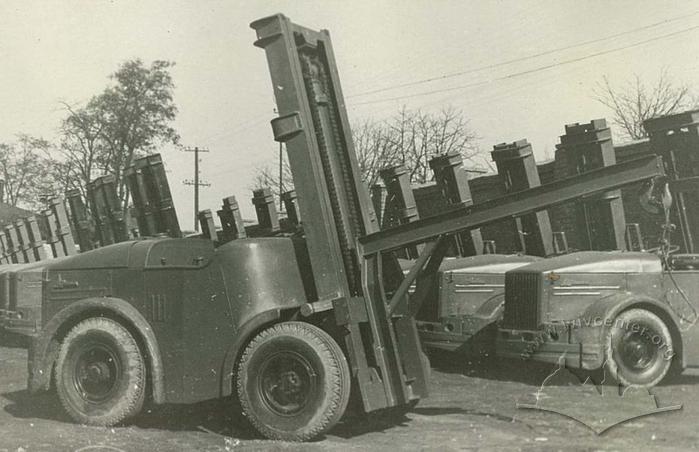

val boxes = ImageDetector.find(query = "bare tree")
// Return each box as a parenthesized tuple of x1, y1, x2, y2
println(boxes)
(250, 106, 484, 200)
(354, 106, 486, 184)
(352, 117, 400, 186)
(251, 156, 293, 195)
(595, 70, 696, 141)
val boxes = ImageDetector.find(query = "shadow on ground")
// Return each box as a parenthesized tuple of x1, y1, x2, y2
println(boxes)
(427, 348, 699, 388)
(2, 389, 417, 442)
(3, 389, 68, 423)
(3, 390, 263, 439)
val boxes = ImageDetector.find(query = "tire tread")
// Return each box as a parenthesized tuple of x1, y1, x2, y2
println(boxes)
(236, 321, 350, 441)
(55, 317, 146, 426)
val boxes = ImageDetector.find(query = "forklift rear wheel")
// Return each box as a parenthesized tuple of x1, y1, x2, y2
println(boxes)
(236, 321, 350, 441)
(605, 309, 673, 387)
(55, 317, 146, 426)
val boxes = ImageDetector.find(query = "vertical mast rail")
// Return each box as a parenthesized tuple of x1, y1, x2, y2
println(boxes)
(252, 14, 428, 411)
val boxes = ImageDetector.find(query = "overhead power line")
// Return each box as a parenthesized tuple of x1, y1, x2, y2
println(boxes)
(350, 23, 699, 107)
(347, 10, 699, 100)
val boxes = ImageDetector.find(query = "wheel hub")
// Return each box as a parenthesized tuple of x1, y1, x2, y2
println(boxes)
(259, 352, 317, 416)
(621, 331, 656, 370)
(74, 345, 120, 403)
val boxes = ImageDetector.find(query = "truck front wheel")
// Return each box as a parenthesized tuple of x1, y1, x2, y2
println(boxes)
(605, 309, 673, 387)
(236, 321, 350, 441)
(55, 317, 146, 426)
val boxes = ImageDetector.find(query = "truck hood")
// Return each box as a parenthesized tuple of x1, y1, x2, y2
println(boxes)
(399, 254, 540, 274)
(510, 251, 662, 274)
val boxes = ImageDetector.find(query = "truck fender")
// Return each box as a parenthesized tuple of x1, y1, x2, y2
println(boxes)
(580, 292, 683, 367)
(28, 297, 166, 404)
(219, 308, 282, 397)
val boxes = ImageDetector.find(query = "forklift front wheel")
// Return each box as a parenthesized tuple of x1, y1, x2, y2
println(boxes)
(236, 321, 351, 441)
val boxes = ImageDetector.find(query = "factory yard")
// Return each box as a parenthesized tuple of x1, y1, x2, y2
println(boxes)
(1, 334, 697, 451)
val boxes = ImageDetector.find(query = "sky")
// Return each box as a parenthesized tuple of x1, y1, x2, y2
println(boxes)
(1, 0, 698, 228)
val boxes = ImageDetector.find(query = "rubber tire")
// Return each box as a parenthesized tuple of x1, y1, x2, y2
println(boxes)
(56, 317, 146, 426)
(605, 309, 673, 388)
(236, 322, 350, 441)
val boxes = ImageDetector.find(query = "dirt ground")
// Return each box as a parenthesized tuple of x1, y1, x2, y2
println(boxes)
(1, 333, 698, 451)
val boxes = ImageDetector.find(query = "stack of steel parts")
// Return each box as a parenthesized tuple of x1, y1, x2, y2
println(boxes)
(554, 119, 627, 251)
(87, 175, 128, 246)
(124, 154, 181, 238)
(492, 139, 555, 256)
(217, 195, 246, 242)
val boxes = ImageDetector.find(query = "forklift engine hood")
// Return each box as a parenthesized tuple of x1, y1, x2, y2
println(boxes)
(45, 237, 216, 270)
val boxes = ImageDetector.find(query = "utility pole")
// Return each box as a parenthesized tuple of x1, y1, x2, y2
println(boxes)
(183, 146, 211, 231)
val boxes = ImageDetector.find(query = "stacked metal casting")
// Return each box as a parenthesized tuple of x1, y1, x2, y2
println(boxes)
(124, 154, 181, 238)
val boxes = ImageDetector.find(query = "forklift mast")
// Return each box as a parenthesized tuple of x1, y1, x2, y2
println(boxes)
(252, 15, 375, 299)
(251, 14, 425, 411)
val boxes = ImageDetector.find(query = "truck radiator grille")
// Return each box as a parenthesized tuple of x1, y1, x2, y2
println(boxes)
(502, 273, 540, 330)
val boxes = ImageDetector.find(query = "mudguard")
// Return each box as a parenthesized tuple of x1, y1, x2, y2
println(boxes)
(28, 297, 165, 403)
(218, 308, 283, 397)
(579, 292, 684, 367)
